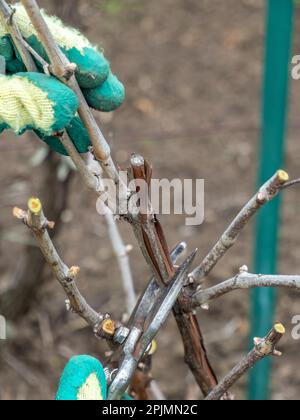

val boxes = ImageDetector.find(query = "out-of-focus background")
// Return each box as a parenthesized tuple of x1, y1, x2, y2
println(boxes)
(0, 0, 300, 400)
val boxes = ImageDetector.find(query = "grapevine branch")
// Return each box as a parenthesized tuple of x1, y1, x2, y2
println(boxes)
(104, 209, 136, 314)
(0, 150, 73, 321)
(86, 153, 137, 315)
(281, 178, 300, 190)
(194, 269, 300, 307)
(129, 153, 220, 396)
(205, 324, 286, 401)
(13, 199, 105, 332)
(189, 170, 290, 285)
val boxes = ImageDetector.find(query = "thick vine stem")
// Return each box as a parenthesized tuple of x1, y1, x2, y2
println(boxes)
(189, 170, 290, 285)
(13, 199, 104, 332)
(205, 324, 286, 401)
(130, 154, 173, 284)
(130, 153, 220, 397)
(194, 270, 300, 307)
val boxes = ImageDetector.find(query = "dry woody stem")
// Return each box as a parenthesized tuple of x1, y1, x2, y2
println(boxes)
(194, 271, 300, 307)
(13, 199, 103, 330)
(190, 170, 289, 285)
(130, 154, 219, 397)
(205, 324, 286, 401)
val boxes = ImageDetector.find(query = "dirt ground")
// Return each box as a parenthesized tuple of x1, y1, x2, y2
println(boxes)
(0, 0, 300, 400)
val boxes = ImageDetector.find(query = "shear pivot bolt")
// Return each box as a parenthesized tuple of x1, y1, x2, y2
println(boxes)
(114, 326, 130, 344)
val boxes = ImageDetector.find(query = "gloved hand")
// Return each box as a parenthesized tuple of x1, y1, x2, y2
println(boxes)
(0, 3, 125, 155)
(55, 355, 133, 401)
(55, 356, 108, 401)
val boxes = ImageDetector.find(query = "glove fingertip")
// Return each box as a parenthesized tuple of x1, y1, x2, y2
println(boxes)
(83, 73, 125, 112)
(55, 355, 107, 401)
(65, 46, 110, 89)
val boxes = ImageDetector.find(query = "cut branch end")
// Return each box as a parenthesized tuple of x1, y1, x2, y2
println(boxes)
(274, 322, 286, 335)
(28, 197, 42, 215)
(12, 206, 26, 220)
(277, 170, 289, 184)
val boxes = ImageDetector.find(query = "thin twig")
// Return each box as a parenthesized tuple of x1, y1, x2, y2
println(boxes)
(0, 0, 37, 71)
(0, 150, 73, 321)
(13, 199, 104, 331)
(281, 178, 300, 190)
(59, 133, 99, 193)
(104, 209, 136, 314)
(205, 324, 286, 401)
(85, 154, 138, 328)
(194, 269, 300, 307)
(189, 170, 290, 285)
(21, 38, 50, 74)
(86, 153, 137, 314)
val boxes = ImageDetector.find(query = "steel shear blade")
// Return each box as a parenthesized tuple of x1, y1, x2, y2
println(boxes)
(127, 241, 187, 331)
(108, 248, 197, 400)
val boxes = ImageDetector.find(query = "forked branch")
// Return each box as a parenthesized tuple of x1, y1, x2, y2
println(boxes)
(205, 324, 286, 401)
(13, 199, 104, 331)
(189, 170, 290, 285)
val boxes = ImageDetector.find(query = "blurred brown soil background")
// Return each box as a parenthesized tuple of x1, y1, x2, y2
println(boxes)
(0, 0, 300, 400)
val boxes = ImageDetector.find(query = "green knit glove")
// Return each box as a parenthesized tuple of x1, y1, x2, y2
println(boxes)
(35, 115, 91, 156)
(55, 356, 108, 401)
(0, 3, 125, 112)
(0, 72, 78, 135)
(55, 355, 134, 401)
(0, 72, 93, 154)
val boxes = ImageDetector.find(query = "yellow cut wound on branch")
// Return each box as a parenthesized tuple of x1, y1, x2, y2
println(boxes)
(102, 319, 116, 336)
(277, 170, 289, 184)
(274, 323, 286, 335)
(148, 340, 158, 356)
(28, 197, 42, 214)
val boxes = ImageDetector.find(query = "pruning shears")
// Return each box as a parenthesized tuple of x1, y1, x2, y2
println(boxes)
(108, 246, 197, 400)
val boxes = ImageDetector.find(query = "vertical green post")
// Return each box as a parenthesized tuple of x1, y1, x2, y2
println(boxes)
(249, 0, 294, 400)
